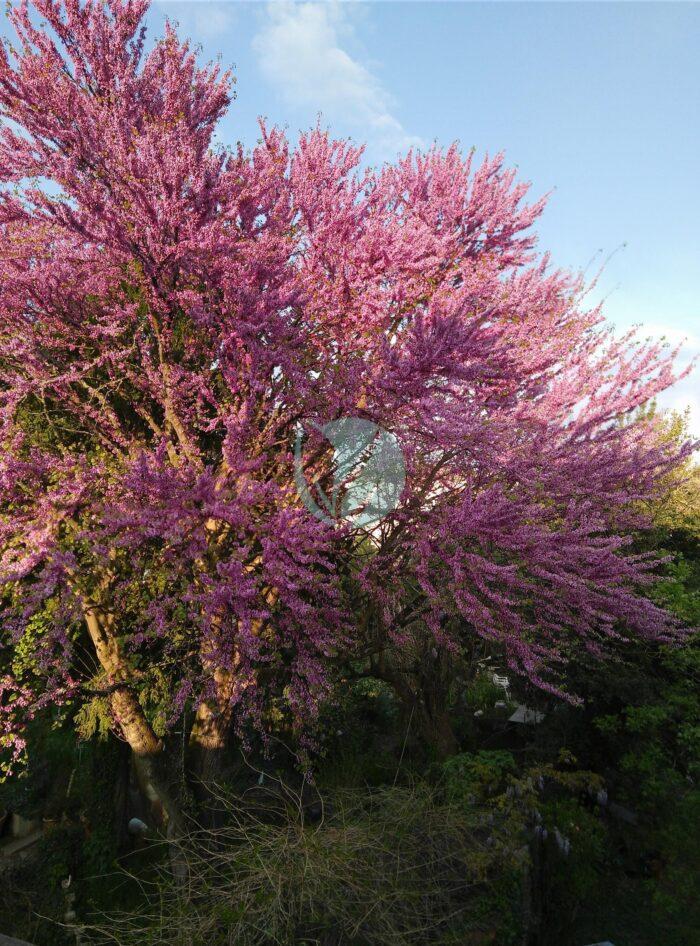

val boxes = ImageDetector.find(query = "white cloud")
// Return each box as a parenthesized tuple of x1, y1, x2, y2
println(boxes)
(252, 2, 423, 157)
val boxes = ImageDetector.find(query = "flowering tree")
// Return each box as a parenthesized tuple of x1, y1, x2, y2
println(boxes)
(0, 0, 694, 811)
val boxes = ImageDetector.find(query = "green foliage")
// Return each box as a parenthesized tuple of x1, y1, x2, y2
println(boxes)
(540, 796, 606, 900)
(0, 823, 83, 946)
(75, 691, 113, 741)
(316, 677, 404, 788)
(0, 718, 71, 817)
(442, 750, 516, 803)
(0, 720, 127, 945)
(649, 789, 700, 945)
(592, 641, 700, 812)
(649, 552, 700, 625)
(462, 671, 509, 713)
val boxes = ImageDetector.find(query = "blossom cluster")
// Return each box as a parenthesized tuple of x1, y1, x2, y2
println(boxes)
(0, 0, 694, 764)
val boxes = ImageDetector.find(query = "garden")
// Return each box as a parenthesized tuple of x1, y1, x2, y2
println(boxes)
(0, 2, 698, 944)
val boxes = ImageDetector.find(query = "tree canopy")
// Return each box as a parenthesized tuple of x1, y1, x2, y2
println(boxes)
(0, 0, 695, 792)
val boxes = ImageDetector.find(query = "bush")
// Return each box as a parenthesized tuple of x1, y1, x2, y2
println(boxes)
(84, 781, 527, 946)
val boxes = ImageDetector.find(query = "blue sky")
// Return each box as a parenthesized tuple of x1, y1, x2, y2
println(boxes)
(5, 1, 700, 431)
(148, 0, 699, 431)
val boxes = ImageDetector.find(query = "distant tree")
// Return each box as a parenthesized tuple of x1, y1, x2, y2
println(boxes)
(645, 408, 700, 538)
(0, 0, 695, 816)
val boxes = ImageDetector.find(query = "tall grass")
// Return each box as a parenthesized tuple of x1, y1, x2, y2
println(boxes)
(83, 779, 525, 946)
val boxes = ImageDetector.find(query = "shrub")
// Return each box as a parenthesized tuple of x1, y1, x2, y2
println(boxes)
(83, 782, 527, 946)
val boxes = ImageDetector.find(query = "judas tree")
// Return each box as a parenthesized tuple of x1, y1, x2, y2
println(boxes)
(0, 0, 694, 819)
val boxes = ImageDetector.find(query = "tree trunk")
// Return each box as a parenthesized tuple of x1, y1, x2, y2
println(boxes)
(415, 695, 459, 761)
(83, 605, 187, 854)
(111, 689, 179, 828)
(188, 665, 236, 826)
(372, 657, 459, 761)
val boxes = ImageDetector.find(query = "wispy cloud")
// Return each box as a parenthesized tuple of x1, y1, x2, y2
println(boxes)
(252, 2, 423, 157)
(194, 5, 237, 41)
(155, 2, 237, 44)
